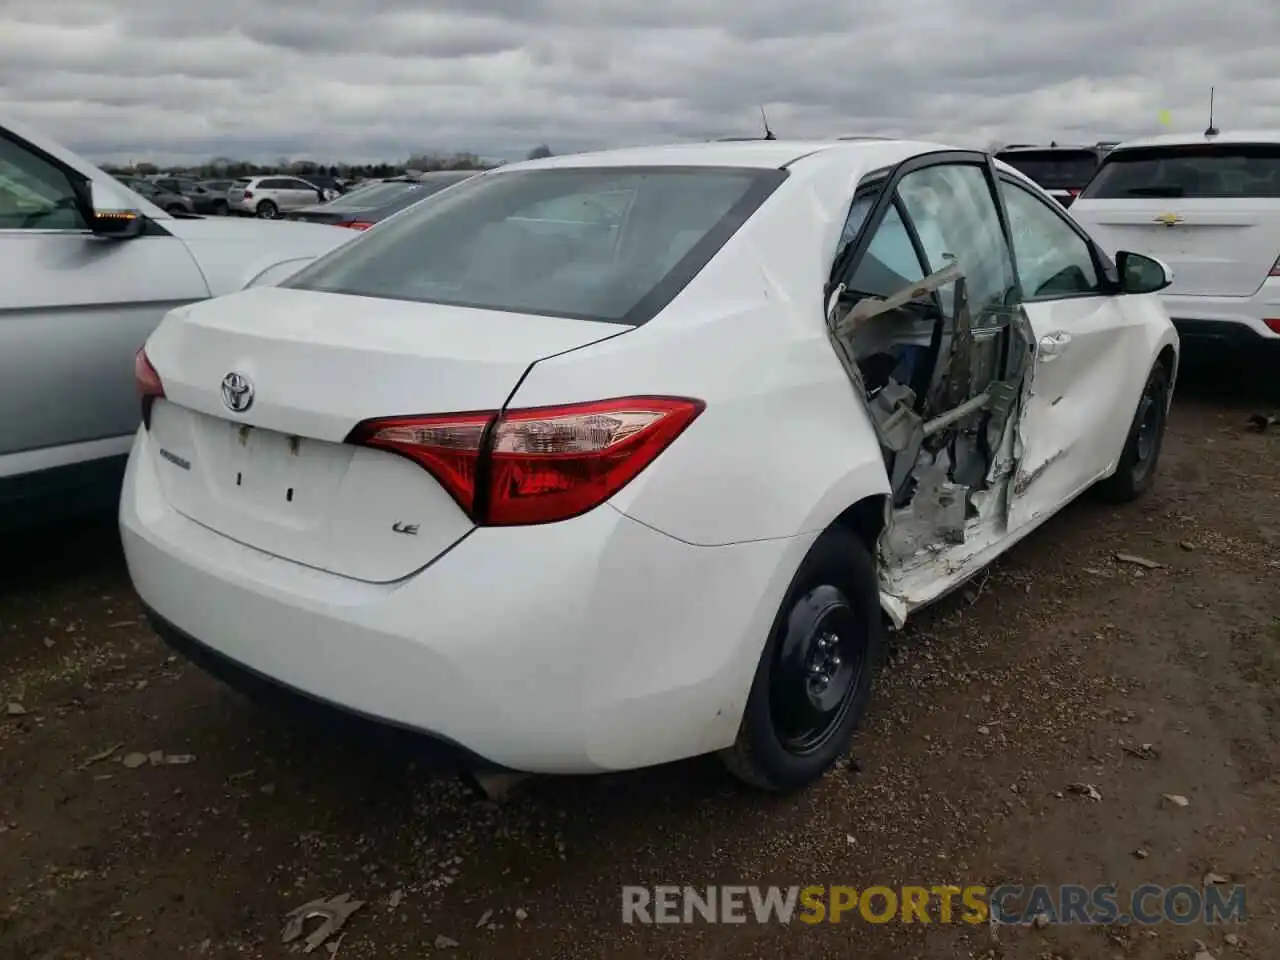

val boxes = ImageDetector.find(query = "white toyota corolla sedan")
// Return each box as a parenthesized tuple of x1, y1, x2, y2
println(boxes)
(120, 139, 1179, 792)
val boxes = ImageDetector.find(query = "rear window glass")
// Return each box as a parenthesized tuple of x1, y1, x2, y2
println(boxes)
(286, 166, 783, 325)
(995, 150, 1100, 190)
(320, 180, 421, 211)
(1080, 143, 1280, 199)
(374, 180, 473, 217)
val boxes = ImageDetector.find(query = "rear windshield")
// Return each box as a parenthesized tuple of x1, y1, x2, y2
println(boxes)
(319, 180, 421, 211)
(1080, 143, 1280, 199)
(286, 166, 783, 325)
(995, 150, 1100, 190)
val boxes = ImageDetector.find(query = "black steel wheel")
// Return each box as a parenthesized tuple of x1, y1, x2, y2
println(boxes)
(721, 524, 884, 791)
(1094, 362, 1170, 503)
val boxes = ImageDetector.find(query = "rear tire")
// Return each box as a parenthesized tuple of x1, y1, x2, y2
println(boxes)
(256, 200, 278, 219)
(720, 525, 885, 792)
(1094, 363, 1170, 503)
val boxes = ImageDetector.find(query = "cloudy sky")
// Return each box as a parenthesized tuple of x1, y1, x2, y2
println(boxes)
(2, 0, 1277, 165)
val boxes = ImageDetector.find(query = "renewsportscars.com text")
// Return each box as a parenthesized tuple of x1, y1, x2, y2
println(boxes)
(621, 884, 1246, 926)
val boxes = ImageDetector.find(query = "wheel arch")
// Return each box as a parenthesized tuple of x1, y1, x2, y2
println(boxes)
(1155, 340, 1178, 409)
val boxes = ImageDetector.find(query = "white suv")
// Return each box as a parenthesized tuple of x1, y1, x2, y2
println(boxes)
(227, 176, 326, 219)
(1071, 131, 1280, 357)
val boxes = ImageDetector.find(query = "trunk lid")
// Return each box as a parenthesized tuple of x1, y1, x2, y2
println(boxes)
(287, 209, 348, 225)
(143, 285, 625, 581)
(1072, 199, 1280, 297)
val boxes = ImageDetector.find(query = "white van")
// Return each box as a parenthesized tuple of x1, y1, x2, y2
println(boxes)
(1070, 131, 1280, 357)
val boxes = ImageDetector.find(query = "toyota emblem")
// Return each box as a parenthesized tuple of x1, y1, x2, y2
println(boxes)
(221, 372, 255, 413)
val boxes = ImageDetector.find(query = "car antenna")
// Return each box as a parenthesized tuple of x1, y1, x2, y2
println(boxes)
(1204, 86, 1219, 137)
(759, 105, 776, 140)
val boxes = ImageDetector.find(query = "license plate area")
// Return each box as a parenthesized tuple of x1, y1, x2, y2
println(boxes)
(217, 423, 351, 527)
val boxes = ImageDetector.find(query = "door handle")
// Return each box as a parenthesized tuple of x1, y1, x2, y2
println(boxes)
(1038, 331, 1072, 360)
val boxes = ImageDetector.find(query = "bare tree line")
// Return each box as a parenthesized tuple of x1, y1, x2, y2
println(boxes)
(103, 146, 556, 179)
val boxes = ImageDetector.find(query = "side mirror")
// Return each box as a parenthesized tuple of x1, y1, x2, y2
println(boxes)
(1116, 251, 1173, 294)
(84, 182, 147, 239)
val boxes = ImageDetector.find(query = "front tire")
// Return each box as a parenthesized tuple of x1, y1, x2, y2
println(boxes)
(1094, 362, 1170, 503)
(256, 200, 278, 219)
(211, 199, 229, 216)
(720, 525, 885, 792)
(165, 203, 186, 215)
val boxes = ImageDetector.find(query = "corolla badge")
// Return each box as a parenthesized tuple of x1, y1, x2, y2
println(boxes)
(1153, 212, 1184, 227)
(221, 372, 255, 413)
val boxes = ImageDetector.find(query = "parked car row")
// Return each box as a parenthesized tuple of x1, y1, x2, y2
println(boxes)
(108, 174, 353, 218)
(5, 111, 1273, 798)
(107, 171, 484, 221)
(286, 170, 477, 229)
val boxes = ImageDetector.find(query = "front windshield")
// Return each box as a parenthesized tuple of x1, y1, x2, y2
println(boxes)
(286, 166, 783, 325)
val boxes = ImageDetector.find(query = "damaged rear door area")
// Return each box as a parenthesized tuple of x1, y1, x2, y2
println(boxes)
(825, 153, 1034, 607)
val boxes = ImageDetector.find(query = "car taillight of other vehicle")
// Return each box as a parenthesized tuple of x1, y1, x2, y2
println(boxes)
(135, 348, 165, 427)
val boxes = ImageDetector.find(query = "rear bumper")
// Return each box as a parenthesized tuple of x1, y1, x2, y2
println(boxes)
(1162, 283, 1280, 355)
(1170, 318, 1280, 355)
(143, 605, 498, 772)
(119, 427, 809, 774)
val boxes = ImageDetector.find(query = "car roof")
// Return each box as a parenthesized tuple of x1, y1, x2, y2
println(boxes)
(994, 143, 1102, 154)
(1107, 130, 1280, 151)
(498, 138, 960, 172)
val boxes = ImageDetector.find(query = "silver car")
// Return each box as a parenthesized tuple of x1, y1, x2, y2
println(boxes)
(226, 176, 328, 218)
(0, 115, 355, 529)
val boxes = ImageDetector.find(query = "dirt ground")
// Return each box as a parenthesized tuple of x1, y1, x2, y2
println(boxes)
(2, 362, 1278, 960)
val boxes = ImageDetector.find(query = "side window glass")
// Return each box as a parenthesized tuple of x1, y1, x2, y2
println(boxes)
(896, 163, 1016, 327)
(835, 190, 877, 265)
(0, 134, 87, 231)
(845, 203, 925, 299)
(998, 181, 1100, 298)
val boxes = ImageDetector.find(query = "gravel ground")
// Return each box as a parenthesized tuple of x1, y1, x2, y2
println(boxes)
(2, 364, 1278, 960)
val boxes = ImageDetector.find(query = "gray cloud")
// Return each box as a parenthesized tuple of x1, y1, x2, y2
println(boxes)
(1, 0, 1277, 165)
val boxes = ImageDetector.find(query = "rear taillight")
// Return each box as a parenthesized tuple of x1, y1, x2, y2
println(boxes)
(347, 396, 704, 526)
(134, 348, 165, 427)
(1269, 254, 1280, 277)
(243, 190, 253, 200)
(337, 220, 373, 230)
(1264, 319, 1280, 334)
